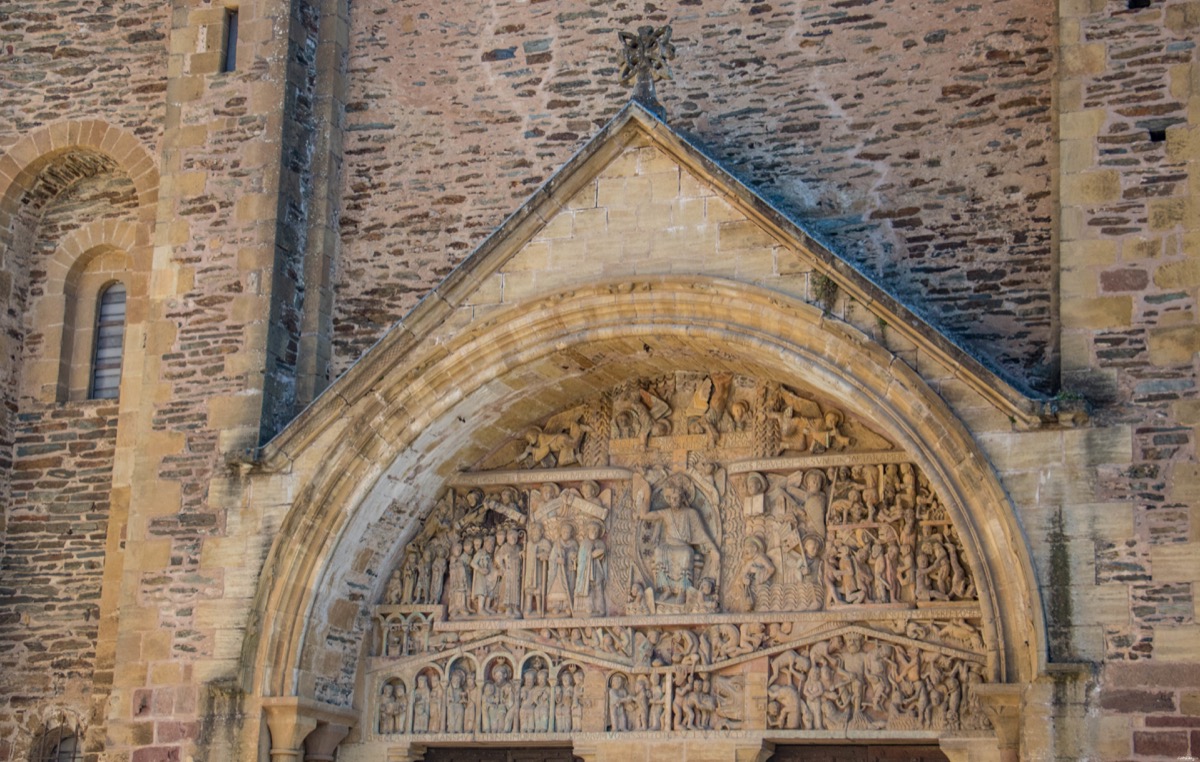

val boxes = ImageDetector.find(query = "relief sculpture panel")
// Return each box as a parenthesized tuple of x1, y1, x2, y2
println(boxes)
(366, 373, 992, 741)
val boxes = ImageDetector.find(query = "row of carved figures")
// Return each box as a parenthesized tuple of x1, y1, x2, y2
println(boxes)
(765, 632, 987, 731)
(386, 517, 609, 620)
(378, 659, 585, 736)
(507, 376, 869, 468)
(607, 671, 743, 732)
(382, 466, 976, 624)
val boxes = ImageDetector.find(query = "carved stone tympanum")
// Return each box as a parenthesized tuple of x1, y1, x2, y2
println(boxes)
(367, 373, 992, 741)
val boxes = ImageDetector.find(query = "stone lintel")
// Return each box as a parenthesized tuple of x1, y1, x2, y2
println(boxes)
(574, 737, 775, 761)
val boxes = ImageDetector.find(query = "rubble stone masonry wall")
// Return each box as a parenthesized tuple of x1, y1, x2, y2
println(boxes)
(0, 1, 167, 757)
(0, 0, 1198, 760)
(332, 0, 1061, 393)
(1056, 0, 1200, 757)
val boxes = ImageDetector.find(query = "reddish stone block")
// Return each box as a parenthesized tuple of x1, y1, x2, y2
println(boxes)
(132, 688, 153, 717)
(1133, 731, 1189, 758)
(1101, 268, 1150, 292)
(1106, 663, 1200, 689)
(1101, 689, 1177, 714)
(155, 720, 198, 744)
(131, 746, 181, 762)
(1145, 715, 1200, 728)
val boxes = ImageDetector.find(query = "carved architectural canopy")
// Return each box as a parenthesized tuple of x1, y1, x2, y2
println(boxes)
(365, 371, 993, 744)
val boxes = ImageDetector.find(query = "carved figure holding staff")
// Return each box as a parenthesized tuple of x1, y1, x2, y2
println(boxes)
(574, 520, 608, 617)
(522, 521, 552, 617)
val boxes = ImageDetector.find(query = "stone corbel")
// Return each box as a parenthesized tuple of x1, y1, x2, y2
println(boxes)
(939, 737, 1003, 762)
(734, 739, 776, 762)
(572, 741, 599, 762)
(386, 742, 428, 762)
(975, 683, 1025, 762)
(304, 722, 351, 762)
(261, 697, 357, 762)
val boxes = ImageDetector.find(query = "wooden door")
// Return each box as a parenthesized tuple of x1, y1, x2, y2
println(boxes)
(423, 748, 579, 762)
(772, 746, 948, 762)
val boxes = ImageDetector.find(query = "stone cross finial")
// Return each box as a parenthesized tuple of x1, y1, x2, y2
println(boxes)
(618, 24, 675, 116)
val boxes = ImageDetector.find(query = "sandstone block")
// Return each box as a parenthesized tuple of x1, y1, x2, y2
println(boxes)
(1060, 109, 1107, 140)
(1149, 544, 1200, 582)
(1149, 198, 1187, 231)
(1061, 296, 1133, 330)
(1165, 0, 1200, 31)
(1062, 170, 1121, 205)
(1148, 325, 1200, 366)
(1154, 258, 1200, 289)
(1061, 43, 1107, 76)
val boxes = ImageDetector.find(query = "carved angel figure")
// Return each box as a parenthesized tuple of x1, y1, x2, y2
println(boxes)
(770, 386, 854, 455)
(517, 408, 590, 468)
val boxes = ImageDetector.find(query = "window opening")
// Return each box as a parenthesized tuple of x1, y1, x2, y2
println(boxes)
(90, 283, 126, 400)
(222, 8, 239, 72)
(33, 719, 83, 762)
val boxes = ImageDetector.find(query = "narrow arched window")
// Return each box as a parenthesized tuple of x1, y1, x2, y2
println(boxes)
(89, 283, 126, 400)
(33, 725, 82, 762)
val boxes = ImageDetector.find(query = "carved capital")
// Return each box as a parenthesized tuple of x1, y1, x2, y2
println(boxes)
(262, 697, 358, 762)
(263, 704, 318, 762)
(303, 722, 350, 762)
(975, 682, 1025, 762)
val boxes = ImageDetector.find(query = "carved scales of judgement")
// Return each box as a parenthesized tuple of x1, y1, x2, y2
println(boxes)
(369, 373, 992, 740)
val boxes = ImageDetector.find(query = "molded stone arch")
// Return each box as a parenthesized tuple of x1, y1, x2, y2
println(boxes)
(19, 219, 152, 403)
(245, 276, 1046, 717)
(0, 120, 159, 225)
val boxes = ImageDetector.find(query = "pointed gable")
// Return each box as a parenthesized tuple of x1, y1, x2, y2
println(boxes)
(264, 101, 1075, 465)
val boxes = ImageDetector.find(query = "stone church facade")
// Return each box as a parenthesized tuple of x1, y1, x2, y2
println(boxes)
(0, 1, 1197, 761)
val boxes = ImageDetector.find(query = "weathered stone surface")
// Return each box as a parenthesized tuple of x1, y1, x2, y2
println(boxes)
(332, 0, 1058, 391)
(0, 0, 1197, 760)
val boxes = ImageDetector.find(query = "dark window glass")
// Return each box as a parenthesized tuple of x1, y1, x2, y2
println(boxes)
(90, 283, 126, 400)
(34, 730, 82, 762)
(222, 9, 239, 72)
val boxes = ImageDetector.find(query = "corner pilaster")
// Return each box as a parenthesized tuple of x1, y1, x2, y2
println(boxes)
(975, 683, 1025, 762)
